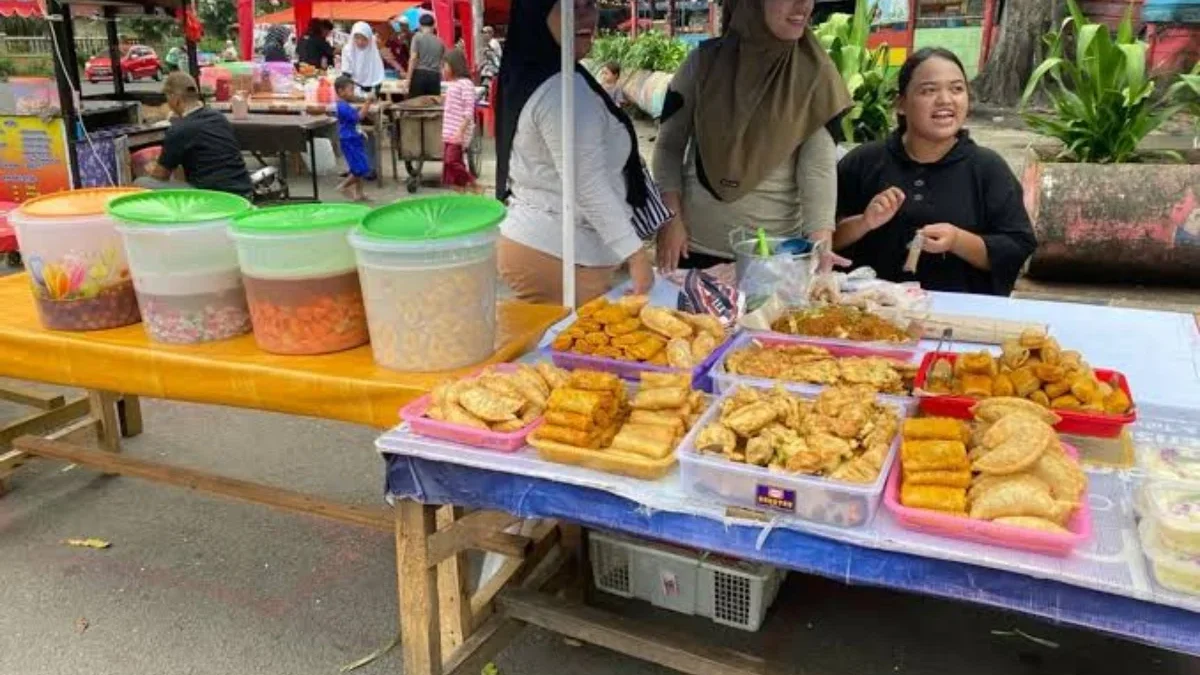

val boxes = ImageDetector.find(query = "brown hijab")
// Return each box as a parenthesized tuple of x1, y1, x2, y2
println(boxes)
(695, 0, 850, 202)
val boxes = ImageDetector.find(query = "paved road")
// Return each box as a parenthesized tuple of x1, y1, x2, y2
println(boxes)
(80, 80, 161, 97)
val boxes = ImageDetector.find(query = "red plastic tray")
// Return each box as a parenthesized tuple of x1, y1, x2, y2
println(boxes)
(913, 351, 1136, 438)
(883, 443, 1092, 557)
(549, 334, 734, 393)
(0, 201, 17, 253)
(398, 364, 543, 453)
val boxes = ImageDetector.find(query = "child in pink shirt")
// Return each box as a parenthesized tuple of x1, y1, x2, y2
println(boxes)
(440, 49, 477, 190)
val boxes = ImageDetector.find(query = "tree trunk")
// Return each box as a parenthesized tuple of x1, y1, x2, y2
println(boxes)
(973, 0, 1058, 106)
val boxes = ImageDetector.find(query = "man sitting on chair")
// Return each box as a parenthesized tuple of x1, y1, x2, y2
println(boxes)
(136, 72, 252, 198)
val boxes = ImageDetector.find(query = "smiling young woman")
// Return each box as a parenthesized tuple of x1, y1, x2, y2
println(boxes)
(833, 48, 1038, 296)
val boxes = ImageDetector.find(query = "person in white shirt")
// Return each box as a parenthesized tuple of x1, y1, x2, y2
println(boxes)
(494, 0, 654, 305)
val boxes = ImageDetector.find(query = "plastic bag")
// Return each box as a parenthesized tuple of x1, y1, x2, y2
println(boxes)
(676, 269, 742, 328)
(807, 267, 931, 316)
(739, 251, 815, 312)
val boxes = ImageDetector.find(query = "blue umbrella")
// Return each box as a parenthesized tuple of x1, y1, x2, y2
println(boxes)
(400, 6, 433, 28)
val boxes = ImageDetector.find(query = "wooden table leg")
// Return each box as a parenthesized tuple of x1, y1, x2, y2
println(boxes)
(87, 390, 122, 454)
(436, 506, 474, 658)
(117, 395, 143, 438)
(397, 500, 442, 675)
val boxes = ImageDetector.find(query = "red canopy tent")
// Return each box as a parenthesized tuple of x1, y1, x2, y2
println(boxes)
(0, 0, 43, 17)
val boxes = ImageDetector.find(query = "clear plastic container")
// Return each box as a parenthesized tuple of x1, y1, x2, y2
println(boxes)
(108, 190, 252, 344)
(1140, 482, 1200, 555)
(349, 196, 506, 372)
(1131, 405, 1200, 484)
(1139, 518, 1200, 596)
(230, 203, 371, 355)
(10, 187, 145, 331)
(676, 386, 905, 528)
(709, 331, 921, 411)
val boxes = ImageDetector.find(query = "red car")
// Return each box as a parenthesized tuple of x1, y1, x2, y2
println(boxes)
(85, 45, 162, 83)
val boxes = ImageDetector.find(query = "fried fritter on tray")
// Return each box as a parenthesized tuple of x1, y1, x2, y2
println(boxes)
(424, 364, 568, 433)
(697, 385, 898, 484)
(551, 297, 727, 368)
(723, 341, 917, 395)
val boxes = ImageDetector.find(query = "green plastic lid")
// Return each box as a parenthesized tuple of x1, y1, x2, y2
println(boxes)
(358, 195, 505, 242)
(106, 190, 251, 226)
(230, 203, 371, 234)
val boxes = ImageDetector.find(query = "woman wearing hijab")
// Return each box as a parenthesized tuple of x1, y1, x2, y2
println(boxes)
(341, 22, 386, 95)
(651, 0, 849, 271)
(262, 25, 291, 62)
(834, 48, 1037, 295)
(495, 0, 655, 305)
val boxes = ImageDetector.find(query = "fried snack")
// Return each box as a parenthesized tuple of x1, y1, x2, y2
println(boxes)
(724, 401, 779, 437)
(641, 372, 691, 389)
(980, 412, 1054, 449)
(769, 305, 910, 342)
(444, 402, 489, 430)
(568, 370, 622, 393)
(969, 475, 1074, 524)
(1030, 445, 1087, 502)
(992, 373, 1015, 397)
(640, 306, 693, 339)
(1027, 390, 1049, 407)
(546, 410, 595, 431)
(535, 424, 598, 448)
(1008, 366, 1041, 398)
(679, 312, 725, 339)
(992, 516, 1070, 533)
(904, 468, 972, 488)
(604, 318, 642, 337)
(1070, 376, 1102, 404)
(959, 351, 996, 375)
(666, 338, 696, 368)
(1040, 337, 1062, 365)
(571, 340, 597, 355)
(547, 388, 604, 417)
(592, 304, 631, 326)
(611, 423, 676, 459)
(830, 457, 879, 483)
(629, 410, 686, 437)
(971, 397, 1061, 426)
(1044, 379, 1072, 399)
(959, 373, 993, 398)
(690, 332, 718, 361)
(631, 387, 688, 410)
(583, 332, 610, 348)
(1103, 385, 1132, 415)
(1000, 339, 1030, 370)
(577, 296, 608, 318)
(1050, 394, 1082, 410)
(551, 333, 574, 351)
(492, 419, 527, 433)
(517, 364, 551, 397)
(901, 440, 968, 472)
(973, 434, 1048, 476)
(1019, 327, 1048, 349)
(902, 417, 970, 443)
(426, 404, 445, 421)
(927, 357, 954, 392)
(519, 405, 544, 425)
(786, 432, 853, 474)
(901, 484, 967, 514)
(616, 294, 650, 315)
(696, 422, 738, 455)
(508, 370, 549, 409)
(1034, 363, 1067, 384)
(613, 330, 653, 347)
(459, 387, 523, 422)
(535, 362, 570, 390)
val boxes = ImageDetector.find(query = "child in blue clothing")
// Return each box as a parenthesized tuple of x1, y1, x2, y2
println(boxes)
(335, 75, 373, 201)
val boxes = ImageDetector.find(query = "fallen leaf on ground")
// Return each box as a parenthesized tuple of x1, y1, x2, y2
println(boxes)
(63, 538, 111, 549)
(76, 617, 89, 634)
(339, 634, 399, 673)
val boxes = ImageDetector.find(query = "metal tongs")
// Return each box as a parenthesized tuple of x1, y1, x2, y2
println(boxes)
(925, 328, 955, 393)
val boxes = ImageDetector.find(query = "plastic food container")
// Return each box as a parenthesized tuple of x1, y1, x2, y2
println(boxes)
(349, 196, 505, 372)
(399, 364, 543, 452)
(913, 351, 1137, 438)
(108, 190, 253, 344)
(550, 335, 735, 394)
(229, 203, 371, 355)
(883, 443, 1092, 557)
(710, 331, 921, 410)
(676, 386, 904, 528)
(10, 187, 145, 331)
(1132, 406, 1200, 483)
(1139, 482, 1200, 555)
(1139, 518, 1200, 596)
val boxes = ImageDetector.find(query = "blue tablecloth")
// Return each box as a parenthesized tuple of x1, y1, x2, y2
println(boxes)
(386, 455, 1200, 656)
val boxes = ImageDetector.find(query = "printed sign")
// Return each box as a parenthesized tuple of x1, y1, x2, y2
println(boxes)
(755, 484, 796, 512)
(0, 115, 72, 203)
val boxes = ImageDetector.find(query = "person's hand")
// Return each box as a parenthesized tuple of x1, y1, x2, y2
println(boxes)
(810, 229, 852, 273)
(628, 248, 655, 295)
(655, 217, 688, 273)
(919, 223, 960, 254)
(863, 187, 906, 231)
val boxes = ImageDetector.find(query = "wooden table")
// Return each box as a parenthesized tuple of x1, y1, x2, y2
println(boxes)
(223, 113, 337, 199)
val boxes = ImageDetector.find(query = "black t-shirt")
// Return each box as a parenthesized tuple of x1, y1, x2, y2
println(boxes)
(297, 35, 335, 68)
(836, 130, 1037, 296)
(160, 107, 252, 197)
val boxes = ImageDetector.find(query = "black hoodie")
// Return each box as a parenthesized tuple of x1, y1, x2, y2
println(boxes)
(835, 130, 1037, 296)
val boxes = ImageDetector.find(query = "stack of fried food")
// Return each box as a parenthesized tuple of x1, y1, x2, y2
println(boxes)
(769, 305, 911, 343)
(695, 385, 899, 484)
(426, 362, 569, 432)
(529, 370, 706, 471)
(923, 328, 1132, 414)
(899, 398, 1088, 533)
(550, 295, 726, 369)
(724, 341, 918, 395)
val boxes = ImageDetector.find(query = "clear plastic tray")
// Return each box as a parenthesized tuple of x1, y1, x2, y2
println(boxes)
(882, 443, 1093, 557)
(397, 364, 543, 453)
(1131, 405, 1200, 484)
(1139, 518, 1200, 596)
(549, 333, 734, 393)
(709, 331, 921, 413)
(1139, 482, 1200, 556)
(676, 385, 904, 528)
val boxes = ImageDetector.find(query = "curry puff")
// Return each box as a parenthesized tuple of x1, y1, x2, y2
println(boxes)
(424, 364, 566, 433)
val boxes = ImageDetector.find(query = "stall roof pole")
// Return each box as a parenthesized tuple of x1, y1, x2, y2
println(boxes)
(238, 0, 255, 60)
(103, 6, 125, 98)
(47, 0, 80, 188)
(560, 0, 576, 308)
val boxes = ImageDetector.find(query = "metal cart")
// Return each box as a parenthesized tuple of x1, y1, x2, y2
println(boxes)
(392, 99, 482, 193)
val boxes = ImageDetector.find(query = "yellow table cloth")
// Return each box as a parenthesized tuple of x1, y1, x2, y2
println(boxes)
(0, 274, 567, 428)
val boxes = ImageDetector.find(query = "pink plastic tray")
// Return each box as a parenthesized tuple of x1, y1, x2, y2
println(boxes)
(549, 334, 734, 393)
(883, 443, 1092, 557)
(398, 364, 543, 453)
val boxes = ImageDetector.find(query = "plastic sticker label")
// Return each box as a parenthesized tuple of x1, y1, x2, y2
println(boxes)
(755, 484, 796, 512)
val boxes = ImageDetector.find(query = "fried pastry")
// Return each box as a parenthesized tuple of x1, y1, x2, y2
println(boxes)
(426, 404, 445, 421)
(830, 457, 878, 484)
(1034, 363, 1067, 383)
(992, 516, 1070, 533)
(973, 434, 1047, 475)
(610, 423, 676, 459)
(640, 306, 693, 339)
(577, 296, 608, 318)
(666, 338, 696, 368)
(568, 370, 622, 393)
(492, 419, 527, 433)
(980, 412, 1053, 449)
(1070, 376, 1102, 404)
(696, 422, 738, 455)
(724, 401, 779, 437)
(745, 435, 774, 467)
(901, 439, 968, 472)
(1019, 327, 1048, 349)
(1030, 443, 1087, 502)
(547, 388, 604, 417)
(969, 475, 1074, 524)
(1029, 390, 1051, 408)
(1044, 379, 1072, 399)
(690, 332, 718, 361)
(680, 312, 725, 339)
(1008, 366, 1041, 398)
(1000, 339, 1030, 370)
(902, 417, 970, 443)
(992, 373, 1015, 397)
(444, 402, 490, 430)
(459, 387, 524, 422)
(551, 333, 574, 351)
(535, 424, 599, 448)
(604, 317, 642, 337)
(631, 387, 688, 410)
(535, 362, 569, 390)
(592, 304, 631, 326)
(904, 469, 972, 488)
(959, 351, 996, 375)
(629, 410, 686, 437)
(901, 484, 967, 514)
(970, 397, 1061, 425)
(960, 373, 993, 398)
(786, 432, 852, 475)
(1103, 385, 1132, 415)
(546, 410, 595, 431)
(1050, 394, 1082, 410)
(616, 294, 650, 315)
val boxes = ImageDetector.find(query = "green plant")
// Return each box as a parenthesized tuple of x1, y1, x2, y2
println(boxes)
(814, 0, 896, 143)
(588, 31, 686, 73)
(0, 58, 14, 81)
(1166, 62, 1200, 148)
(1020, 0, 1182, 163)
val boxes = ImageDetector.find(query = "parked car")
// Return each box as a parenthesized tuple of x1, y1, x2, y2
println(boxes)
(85, 45, 162, 83)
